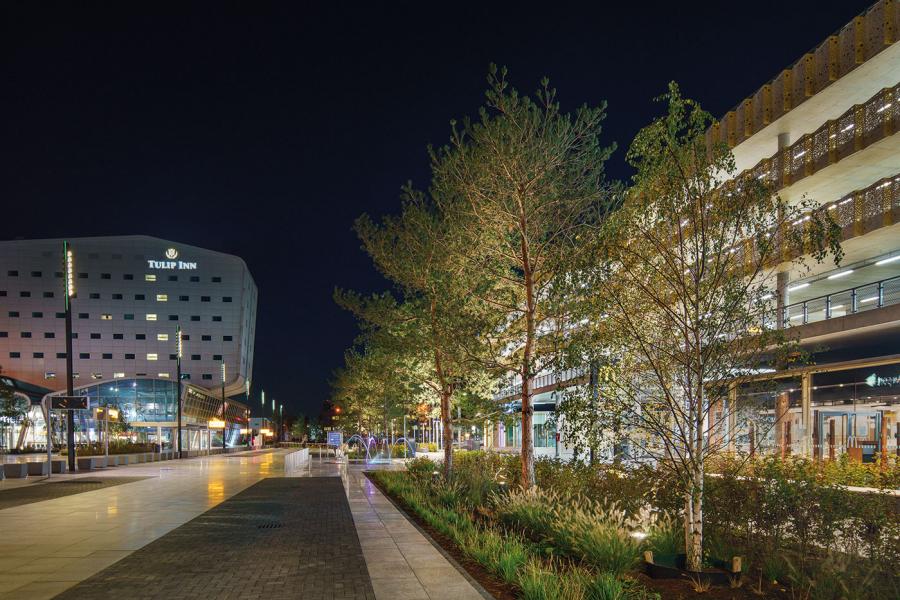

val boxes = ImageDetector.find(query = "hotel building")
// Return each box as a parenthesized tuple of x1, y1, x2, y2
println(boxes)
(487, 0, 900, 463)
(0, 235, 257, 452)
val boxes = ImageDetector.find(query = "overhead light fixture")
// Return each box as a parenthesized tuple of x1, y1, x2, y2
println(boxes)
(875, 255, 900, 266)
(827, 270, 853, 280)
(788, 282, 809, 292)
(860, 296, 879, 304)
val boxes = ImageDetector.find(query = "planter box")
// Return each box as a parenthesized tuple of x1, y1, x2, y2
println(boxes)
(644, 552, 741, 587)
(2, 463, 28, 478)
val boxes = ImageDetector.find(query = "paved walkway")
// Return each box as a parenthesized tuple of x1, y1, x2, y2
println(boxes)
(0, 450, 485, 600)
(56, 478, 374, 600)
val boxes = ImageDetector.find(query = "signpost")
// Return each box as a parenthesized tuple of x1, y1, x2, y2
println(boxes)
(327, 431, 342, 460)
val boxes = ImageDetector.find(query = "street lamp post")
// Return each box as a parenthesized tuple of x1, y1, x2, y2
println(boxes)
(220, 361, 227, 451)
(176, 325, 183, 459)
(63, 241, 76, 473)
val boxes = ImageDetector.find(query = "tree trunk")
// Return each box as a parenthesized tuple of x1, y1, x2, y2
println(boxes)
(684, 470, 704, 572)
(441, 389, 453, 478)
(520, 279, 536, 488)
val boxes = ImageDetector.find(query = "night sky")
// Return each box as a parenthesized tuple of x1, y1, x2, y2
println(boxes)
(1, 1, 873, 417)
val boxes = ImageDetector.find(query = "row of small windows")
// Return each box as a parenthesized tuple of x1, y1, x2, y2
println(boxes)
(6, 271, 223, 283)
(9, 351, 225, 361)
(42, 372, 216, 381)
(1, 291, 232, 302)
(7, 311, 225, 322)
(0, 332, 232, 341)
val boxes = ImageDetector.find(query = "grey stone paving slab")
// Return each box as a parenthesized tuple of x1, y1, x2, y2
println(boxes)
(54, 477, 375, 600)
(0, 477, 149, 511)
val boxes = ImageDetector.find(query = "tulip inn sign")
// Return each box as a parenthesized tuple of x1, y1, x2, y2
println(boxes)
(147, 248, 197, 270)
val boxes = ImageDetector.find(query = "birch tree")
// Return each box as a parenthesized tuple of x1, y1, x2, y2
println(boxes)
(570, 83, 842, 571)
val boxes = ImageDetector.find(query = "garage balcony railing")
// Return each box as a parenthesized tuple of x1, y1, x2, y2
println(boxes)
(784, 274, 900, 326)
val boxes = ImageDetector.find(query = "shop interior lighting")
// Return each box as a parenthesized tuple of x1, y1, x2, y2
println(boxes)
(827, 270, 853, 280)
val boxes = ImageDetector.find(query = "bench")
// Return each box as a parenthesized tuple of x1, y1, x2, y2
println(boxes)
(77, 456, 108, 471)
(26, 462, 49, 476)
(3, 463, 29, 478)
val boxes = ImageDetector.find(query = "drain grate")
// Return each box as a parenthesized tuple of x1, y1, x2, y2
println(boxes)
(256, 521, 283, 530)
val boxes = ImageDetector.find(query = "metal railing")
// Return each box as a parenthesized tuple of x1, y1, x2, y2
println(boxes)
(784, 275, 900, 326)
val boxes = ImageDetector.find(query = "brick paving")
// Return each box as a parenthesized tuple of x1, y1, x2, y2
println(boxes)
(0, 477, 149, 511)
(54, 477, 375, 600)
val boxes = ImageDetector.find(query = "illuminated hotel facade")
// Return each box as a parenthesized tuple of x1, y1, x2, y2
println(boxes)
(488, 0, 900, 463)
(0, 235, 257, 451)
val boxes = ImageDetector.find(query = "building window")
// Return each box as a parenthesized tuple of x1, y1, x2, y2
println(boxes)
(223, 335, 233, 341)
(33, 352, 44, 358)
(157, 333, 169, 341)
(30, 271, 42, 277)
(20, 332, 32, 338)
(146, 314, 157, 321)
(190, 276, 200, 282)
(156, 294, 168, 302)
(45, 372, 56, 379)
(182, 374, 191, 380)
(169, 353, 178, 360)
(202, 335, 211, 341)
(43, 291, 54, 298)
(19, 291, 31, 297)
(191, 354, 200, 361)
(101, 273, 111, 279)
(222, 296, 232, 302)
(8, 311, 19, 317)
(79, 353, 90, 359)
(190, 316, 200, 322)
(124, 273, 134, 280)
(91, 373, 102, 380)
(124, 313, 134, 320)
(213, 354, 222, 361)
(0, 332, 6, 337)
(56, 352, 66, 359)
(7, 270, 18, 276)
(182, 334, 190, 340)
(145, 274, 156, 282)
(101, 314, 112, 320)
(114, 372, 125, 378)
(33, 312, 44, 318)
(212, 316, 222, 322)
(158, 373, 170, 378)
(202, 374, 213, 380)
(9, 352, 20, 358)
(89, 293, 100, 299)
(212, 276, 222, 283)
(168, 315, 178, 321)
(113, 333, 124, 340)
(135, 294, 146, 300)
(135, 333, 146, 340)
(90, 333, 101, 339)
(102, 353, 113, 359)
(125, 354, 135, 360)
(0, 291, 5, 297)
(44, 332, 55, 338)
(77, 313, 87, 319)
(112, 293, 123, 300)
(71, 333, 78, 339)
(78, 273, 88, 279)
(147, 353, 158, 361)
(201, 296, 210, 302)
(168, 275, 177, 282)
(56, 312, 65, 318)
(179, 295, 189, 301)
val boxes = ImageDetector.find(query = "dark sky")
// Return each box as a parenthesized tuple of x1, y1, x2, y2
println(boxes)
(1, 1, 873, 417)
